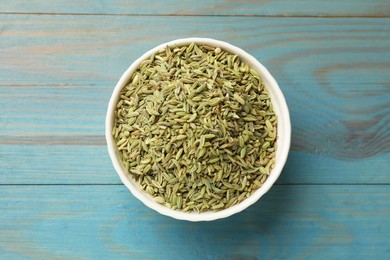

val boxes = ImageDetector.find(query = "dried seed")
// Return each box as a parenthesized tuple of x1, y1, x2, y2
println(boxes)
(203, 134, 216, 139)
(233, 93, 245, 105)
(240, 146, 247, 158)
(208, 97, 224, 106)
(187, 113, 197, 123)
(130, 169, 144, 175)
(113, 43, 277, 213)
(145, 107, 160, 116)
(154, 196, 165, 204)
(176, 135, 187, 140)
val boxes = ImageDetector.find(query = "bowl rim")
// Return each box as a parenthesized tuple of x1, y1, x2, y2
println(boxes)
(106, 37, 291, 221)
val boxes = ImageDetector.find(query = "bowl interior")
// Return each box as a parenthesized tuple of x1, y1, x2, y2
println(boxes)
(106, 38, 291, 221)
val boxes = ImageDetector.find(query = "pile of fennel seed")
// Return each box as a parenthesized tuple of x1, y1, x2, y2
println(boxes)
(113, 43, 277, 212)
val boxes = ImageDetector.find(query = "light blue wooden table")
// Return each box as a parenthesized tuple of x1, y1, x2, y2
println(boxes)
(1, 1, 389, 259)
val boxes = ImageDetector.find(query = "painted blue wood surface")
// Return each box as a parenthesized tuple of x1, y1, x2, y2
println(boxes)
(1, 145, 389, 184)
(1, 185, 389, 259)
(1, 16, 389, 184)
(0, 1, 389, 258)
(2, 0, 390, 16)
(1, 16, 389, 87)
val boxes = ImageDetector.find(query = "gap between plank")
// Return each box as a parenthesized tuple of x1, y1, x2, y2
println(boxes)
(0, 12, 389, 18)
(0, 135, 106, 146)
(0, 183, 388, 186)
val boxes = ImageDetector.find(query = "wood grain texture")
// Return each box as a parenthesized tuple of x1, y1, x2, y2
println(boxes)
(1, 185, 389, 259)
(1, 16, 389, 180)
(1, 145, 389, 185)
(2, 0, 390, 17)
(0, 145, 115, 184)
(1, 16, 389, 87)
(1, 1, 389, 258)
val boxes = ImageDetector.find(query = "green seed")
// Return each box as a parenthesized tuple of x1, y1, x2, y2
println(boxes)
(240, 146, 247, 158)
(113, 43, 277, 213)
(187, 113, 197, 123)
(130, 169, 144, 175)
(154, 196, 165, 204)
(176, 135, 187, 140)
(233, 93, 245, 105)
(146, 107, 160, 116)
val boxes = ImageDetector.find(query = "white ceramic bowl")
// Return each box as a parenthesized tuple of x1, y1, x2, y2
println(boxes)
(106, 38, 291, 221)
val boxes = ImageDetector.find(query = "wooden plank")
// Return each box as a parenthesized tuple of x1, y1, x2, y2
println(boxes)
(1, 144, 389, 184)
(1, 0, 390, 17)
(2, 81, 389, 160)
(0, 145, 116, 184)
(0, 85, 110, 136)
(1, 16, 389, 87)
(1, 185, 389, 258)
(0, 16, 389, 181)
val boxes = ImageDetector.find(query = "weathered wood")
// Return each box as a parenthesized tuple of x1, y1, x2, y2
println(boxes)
(1, 185, 389, 259)
(1, 16, 389, 87)
(1, 16, 389, 182)
(1, 144, 389, 184)
(1, 1, 389, 259)
(2, 0, 390, 17)
(0, 145, 116, 184)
